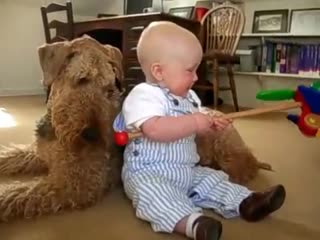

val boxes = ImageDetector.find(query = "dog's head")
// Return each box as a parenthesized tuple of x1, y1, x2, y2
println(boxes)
(38, 35, 124, 100)
(37, 36, 124, 149)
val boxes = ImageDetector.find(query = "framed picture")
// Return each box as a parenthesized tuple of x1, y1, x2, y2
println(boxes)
(168, 6, 195, 19)
(252, 9, 289, 33)
(212, 0, 244, 8)
(289, 8, 320, 34)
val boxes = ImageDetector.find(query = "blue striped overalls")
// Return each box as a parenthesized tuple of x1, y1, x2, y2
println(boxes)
(113, 85, 252, 233)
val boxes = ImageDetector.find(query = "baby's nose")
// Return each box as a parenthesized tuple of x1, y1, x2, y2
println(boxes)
(193, 74, 198, 82)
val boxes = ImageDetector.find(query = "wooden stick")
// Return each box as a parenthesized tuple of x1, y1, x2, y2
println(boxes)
(222, 101, 302, 119)
(126, 101, 302, 140)
(127, 131, 144, 139)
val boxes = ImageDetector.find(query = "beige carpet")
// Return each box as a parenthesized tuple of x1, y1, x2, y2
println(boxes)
(0, 95, 319, 240)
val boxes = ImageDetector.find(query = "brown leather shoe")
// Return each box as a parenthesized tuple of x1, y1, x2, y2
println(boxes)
(193, 216, 222, 240)
(239, 184, 286, 222)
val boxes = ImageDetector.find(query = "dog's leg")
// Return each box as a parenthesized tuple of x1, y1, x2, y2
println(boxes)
(0, 144, 48, 176)
(0, 178, 61, 221)
(0, 163, 106, 222)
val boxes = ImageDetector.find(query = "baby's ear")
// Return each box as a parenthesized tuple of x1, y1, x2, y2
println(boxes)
(38, 41, 74, 86)
(150, 63, 163, 82)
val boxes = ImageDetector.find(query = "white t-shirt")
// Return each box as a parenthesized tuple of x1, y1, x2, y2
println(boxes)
(122, 83, 202, 130)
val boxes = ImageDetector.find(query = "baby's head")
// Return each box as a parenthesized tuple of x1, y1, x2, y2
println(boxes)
(137, 21, 203, 97)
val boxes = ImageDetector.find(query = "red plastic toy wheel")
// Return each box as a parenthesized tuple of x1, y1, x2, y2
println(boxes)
(114, 131, 129, 146)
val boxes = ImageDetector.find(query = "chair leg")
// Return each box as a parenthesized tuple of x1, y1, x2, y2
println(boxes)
(212, 58, 219, 110)
(226, 63, 239, 112)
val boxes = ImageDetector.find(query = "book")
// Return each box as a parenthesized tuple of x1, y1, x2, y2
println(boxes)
(255, 41, 320, 76)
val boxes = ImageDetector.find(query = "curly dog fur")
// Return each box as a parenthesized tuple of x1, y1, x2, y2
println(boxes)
(197, 108, 272, 185)
(0, 36, 124, 221)
(0, 35, 271, 222)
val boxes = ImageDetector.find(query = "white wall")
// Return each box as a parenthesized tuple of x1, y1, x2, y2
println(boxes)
(0, 1, 45, 96)
(0, 0, 123, 96)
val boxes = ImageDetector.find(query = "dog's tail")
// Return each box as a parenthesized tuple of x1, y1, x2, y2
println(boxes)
(257, 161, 274, 171)
(0, 144, 47, 176)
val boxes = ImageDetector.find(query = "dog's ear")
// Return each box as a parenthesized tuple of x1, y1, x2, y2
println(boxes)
(104, 45, 124, 90)
(38, 42, 74, 86)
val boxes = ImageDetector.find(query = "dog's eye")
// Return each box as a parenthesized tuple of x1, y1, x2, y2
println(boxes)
(102, 85, 115, 96)
(67, 52, 76, 60)
(78, 77, 89, 85)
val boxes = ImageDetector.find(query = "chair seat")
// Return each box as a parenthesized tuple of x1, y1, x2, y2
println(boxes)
(203, 50, 238, 64)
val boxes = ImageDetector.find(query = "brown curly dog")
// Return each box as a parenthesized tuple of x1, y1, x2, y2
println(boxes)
(0, 35, 124, 221)
(0, 35, 271, 222)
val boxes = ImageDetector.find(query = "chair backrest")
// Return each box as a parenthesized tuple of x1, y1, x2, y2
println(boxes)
(40, 1, 74, 43)
(200, 4, 245, 56)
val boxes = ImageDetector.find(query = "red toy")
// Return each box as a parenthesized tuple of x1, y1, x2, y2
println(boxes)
(114, 131, 128, 146)
(256, 81, 320, 138)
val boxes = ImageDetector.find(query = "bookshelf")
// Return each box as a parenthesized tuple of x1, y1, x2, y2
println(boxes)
(237, 33, 320, 79)
(241, 33, 320, 38)
(239, 33, 320, 46)
(234, 71, 320, 80)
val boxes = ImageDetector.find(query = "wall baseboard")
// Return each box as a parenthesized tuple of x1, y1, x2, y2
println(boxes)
(0, 88, 45, 97)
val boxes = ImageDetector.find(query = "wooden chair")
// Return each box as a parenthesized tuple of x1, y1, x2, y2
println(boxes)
(196, 5, 245, 111)
(40, 1, 74, 43)
(40, 1, 74, 103)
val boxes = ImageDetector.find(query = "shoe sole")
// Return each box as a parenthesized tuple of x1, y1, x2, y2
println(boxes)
(197, 217, 223, 240)
(258, 185, 286, 221)
(269, 185, 286, 212)
(208, 221, 222, 240)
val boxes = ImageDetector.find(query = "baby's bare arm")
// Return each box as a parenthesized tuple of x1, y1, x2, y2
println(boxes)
(141, 112, 213, 142)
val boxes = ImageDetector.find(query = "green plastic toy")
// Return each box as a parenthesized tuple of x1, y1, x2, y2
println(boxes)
(256, 80, 320, 101)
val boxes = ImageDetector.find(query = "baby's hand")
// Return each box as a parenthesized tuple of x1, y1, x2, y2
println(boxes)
(211, 115, 232, 131)
(192, 112, 214, 134)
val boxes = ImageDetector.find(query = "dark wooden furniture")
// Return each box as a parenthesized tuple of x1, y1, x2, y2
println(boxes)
(40, 1, 74, 43)
(55, 12, 214, 104)
(97, 13, 119, 18)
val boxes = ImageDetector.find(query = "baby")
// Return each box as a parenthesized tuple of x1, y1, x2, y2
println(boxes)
(114, 21, 286, 240)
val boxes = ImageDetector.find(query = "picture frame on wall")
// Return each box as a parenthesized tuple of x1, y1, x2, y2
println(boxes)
(289, 8, 320, 35)
(252, 9, 289, 33)
(168, 7, 195, 19)
(212, 0, 244, 8)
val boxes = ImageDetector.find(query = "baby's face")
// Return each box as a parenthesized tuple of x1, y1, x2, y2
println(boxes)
(161, 44, 202, 97)
(161, 61, 198, 97)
